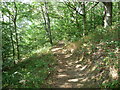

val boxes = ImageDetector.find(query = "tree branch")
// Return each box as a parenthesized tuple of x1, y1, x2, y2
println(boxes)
(87, 2, 99, 12)
(63, 1, 84, 16)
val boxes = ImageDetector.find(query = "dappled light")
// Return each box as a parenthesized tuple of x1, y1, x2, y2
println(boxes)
(60, 83, 72, 88)
(68, 78, 79, 82)
(75, 64, 82, 68)
(48, 40, 119, 88)
(2, 1, 119, 88)
(51, 47, 63, 52)
(109, 66, 118, 80)
(80, 65, 88, 71)
(64, 54, 72, 58)
(57, 74, 68, 78)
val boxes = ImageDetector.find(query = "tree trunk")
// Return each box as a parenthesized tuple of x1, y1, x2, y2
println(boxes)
(44, 2, 53, 45)
(41, 2, 53, 45)
(90, 7, 92, 29)
(41, 6, 49, 35)
(93, 7, 95, 30)
(75, 11, 80, 30)
(13, 1, 20, 59)
(82, 2, 86, 36)
(103, 2, 112, 28)
(2, 13, 5, 62)
(1, 13, 3, 64)
(118, 2, 120, 22)
(9, 16, 15, 60)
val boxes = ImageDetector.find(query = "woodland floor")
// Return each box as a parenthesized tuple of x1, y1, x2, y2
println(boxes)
(2, 41, 119, 88)
(46, 43, 118, 88)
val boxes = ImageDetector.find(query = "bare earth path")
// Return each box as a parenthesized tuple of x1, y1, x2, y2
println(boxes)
(48, 45, 112, 88)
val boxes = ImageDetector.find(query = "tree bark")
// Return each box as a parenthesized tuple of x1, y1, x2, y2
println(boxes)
(1, 13, 4, 62)
(103, 2, 112, 28)
(9, 16, 15, 60)
(13, 1, 20, 59)
(118, 2, 120, 22)
(82, 2, 86, 36)
(41, 6, 48, 35)
(93, 6, 95, 30)
(44, 2, 53, 45)
(1, 13, 5, 62)
(41, 2, 53, 45)
(75, 10, 80, 30)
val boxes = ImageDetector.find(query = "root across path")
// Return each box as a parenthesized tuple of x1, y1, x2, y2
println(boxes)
(47, 44, 116, 88)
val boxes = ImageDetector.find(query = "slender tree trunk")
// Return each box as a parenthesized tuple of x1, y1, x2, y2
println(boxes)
(41, 2, 53, 45)
(103, 2, 112, 28)
(0, 34, 1, 88)
(93, 7, 95, 30)
(75, 11, 80, 30)
(1, 13, 3, 63)
(13, 1, 20, 59)
(41, 6, 51, 45)
(44, 2, 53, 45)
(82, 2, 86, 36)
(9, 16, 15, 60)
(118, 2, 120, 22)
(90, 7, 93, 30)
(41, 6, 48, 34)
(2, 13, 4, 61)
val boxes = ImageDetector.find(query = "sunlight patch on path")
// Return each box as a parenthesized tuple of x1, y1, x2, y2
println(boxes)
(109, 66, 118, 80)
(68, 78, 79, 82)
(57, 74, 68, 78)
(51, 47, 63, 52)
(75, 64, 82, 68)
(49, 44, 113, 88)
(64, 54, 72, 58)
(76, 84, 84, 87)
(80, 65, 87, 70)
(57, 68, 66, 72)
(59, 83, 72, 88)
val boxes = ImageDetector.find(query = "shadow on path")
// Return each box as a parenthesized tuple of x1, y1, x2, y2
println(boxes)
(48, 45, 112, 88)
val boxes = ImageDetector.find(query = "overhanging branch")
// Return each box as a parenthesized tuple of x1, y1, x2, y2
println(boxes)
(86, 2, 99, 12)
(63, 1, 84, 16)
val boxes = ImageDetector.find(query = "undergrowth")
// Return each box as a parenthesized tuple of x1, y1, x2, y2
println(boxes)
(101, 80, 120, 88)
(2, 47, 55, 88)
(2, 25, 119, 88)
(80, 25, 119, 88)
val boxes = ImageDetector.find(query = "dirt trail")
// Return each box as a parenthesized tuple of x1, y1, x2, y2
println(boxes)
(48, 45, 110, 88)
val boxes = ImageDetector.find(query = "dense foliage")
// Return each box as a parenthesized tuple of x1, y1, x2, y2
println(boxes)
(1, 1, 119, 88)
